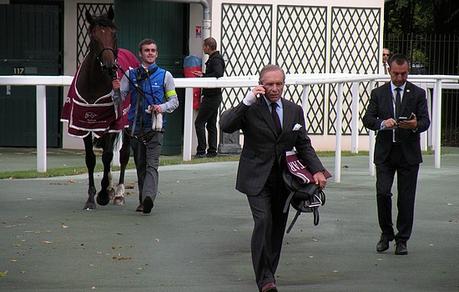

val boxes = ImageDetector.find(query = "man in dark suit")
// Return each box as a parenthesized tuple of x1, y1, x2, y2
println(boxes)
(220, 64, 327, 292)
(363, 54, 430, 255)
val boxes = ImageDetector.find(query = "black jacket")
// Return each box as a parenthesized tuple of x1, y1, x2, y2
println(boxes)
(220, 97, 324, 196)
(362, 81, 430, 165)
(203, 51, 225, 96)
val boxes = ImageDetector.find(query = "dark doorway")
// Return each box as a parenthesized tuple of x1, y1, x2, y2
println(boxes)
(0, 2, 63, 147)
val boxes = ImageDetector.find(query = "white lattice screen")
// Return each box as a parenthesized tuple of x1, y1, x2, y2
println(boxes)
(217, 3, 382, 136)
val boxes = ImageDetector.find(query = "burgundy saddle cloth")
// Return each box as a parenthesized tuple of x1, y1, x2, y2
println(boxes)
(61, 48, 139, 138)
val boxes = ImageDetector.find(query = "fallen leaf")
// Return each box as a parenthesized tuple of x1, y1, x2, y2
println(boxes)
(0, 271, 7, 277)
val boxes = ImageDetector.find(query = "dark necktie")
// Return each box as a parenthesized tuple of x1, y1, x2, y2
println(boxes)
(270, 102, 282, 135)
(394, 87, 402, 142)
(395, 87, 402, 119)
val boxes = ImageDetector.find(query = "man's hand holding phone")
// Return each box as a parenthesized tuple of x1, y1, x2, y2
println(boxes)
(398, 113, 417, 129)
(251, 84, 266, 97)
(243, 84, 265, 106)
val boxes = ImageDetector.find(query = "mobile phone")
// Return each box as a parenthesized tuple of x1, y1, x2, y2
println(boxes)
(398, 113, 415, 122)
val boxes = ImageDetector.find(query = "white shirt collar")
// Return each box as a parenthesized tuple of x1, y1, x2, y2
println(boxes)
(263, 96, 282, 109)
(390, 82, 406, 93)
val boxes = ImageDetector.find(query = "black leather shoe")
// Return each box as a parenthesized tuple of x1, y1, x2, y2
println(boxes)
(206, 152, 217, 158)
(376, 236, 392, 252)
(142, 197, 154, 214)
(194, 153, 206, 159)
(395, 241, 408, 255)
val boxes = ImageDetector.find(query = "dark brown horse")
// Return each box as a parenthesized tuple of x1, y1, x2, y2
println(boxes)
(62, 7, 138, 209)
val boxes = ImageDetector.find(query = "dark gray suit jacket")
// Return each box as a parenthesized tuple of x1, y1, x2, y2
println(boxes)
(220, 97, 325, 196)
(362, 81, 430, 165)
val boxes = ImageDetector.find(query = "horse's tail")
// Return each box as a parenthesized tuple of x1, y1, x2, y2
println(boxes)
(93, 136, 104, 149)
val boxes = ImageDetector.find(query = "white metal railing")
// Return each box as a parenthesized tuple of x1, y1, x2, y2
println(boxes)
(1, 74, 458, 182)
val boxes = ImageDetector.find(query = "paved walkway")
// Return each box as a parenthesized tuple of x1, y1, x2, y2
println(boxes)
(0, 151, 458, 291)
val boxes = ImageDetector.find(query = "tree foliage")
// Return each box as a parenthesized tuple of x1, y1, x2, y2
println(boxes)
(385, 0, 459, 35)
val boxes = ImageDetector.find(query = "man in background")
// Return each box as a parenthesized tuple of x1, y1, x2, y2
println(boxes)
(363, 54, 430, 255)
(193, 37, 225, 158)
(381, 47, 391, 74)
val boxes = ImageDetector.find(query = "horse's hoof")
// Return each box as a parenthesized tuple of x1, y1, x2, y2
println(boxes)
(96, 191, 110, 206)
(115, 184, 125, 197)
(84, 201, 96, 210)
(112, 184, 125, 206)
(113, 195, 125, 206)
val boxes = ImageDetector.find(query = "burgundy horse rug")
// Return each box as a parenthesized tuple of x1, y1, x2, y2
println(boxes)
(61, 48, 139, 138)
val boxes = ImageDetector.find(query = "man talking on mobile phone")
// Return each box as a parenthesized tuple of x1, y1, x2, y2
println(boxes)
(363, 54, 430, 255)
(220, 64, 327, 292)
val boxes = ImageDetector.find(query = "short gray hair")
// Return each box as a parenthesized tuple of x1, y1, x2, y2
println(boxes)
(259, 64, 285, 83)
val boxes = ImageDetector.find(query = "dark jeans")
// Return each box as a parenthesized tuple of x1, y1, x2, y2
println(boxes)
(375, 144, 419, 242)
(194, 94, 221, 155)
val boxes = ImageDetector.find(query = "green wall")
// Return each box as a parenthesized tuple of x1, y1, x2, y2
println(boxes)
(114, 0, 189, 155)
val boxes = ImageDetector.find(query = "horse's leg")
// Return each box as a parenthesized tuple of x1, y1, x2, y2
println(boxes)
(96, 134, 115, 206)
(113, 131, 130, 206)
(83, 134, 97, 210)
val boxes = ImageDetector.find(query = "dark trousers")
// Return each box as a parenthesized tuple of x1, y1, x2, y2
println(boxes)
(375, 144, 419, 242)
(247, 166, 289, 291)
(194, 94, 221, 155)
(130, 132, 163, 204)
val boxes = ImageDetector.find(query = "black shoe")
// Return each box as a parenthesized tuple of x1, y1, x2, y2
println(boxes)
(376, 235, 393, 252)
(142, 197, 154, 214)
(395, 241, 408, 255)
(206, 152, 217, 158)
(194, 153, 206, 159)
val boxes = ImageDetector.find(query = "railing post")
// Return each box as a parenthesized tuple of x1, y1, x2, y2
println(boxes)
(113, 132, 121, 167)
(433, 79, 442, 168)
(301, 85, 309, 115)
(183, 87, 194, 161)
(36, 85, 47, 172)
(418, 83, 429, 151)
(334, 83, 344, 183)
(369, 130, 375, 176)
(368, 80, 376, 176)
(350, 82, 359, 153)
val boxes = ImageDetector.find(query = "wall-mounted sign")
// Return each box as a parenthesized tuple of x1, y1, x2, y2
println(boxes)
(195, 25, 202, 38)
(13, 67, 25, 75)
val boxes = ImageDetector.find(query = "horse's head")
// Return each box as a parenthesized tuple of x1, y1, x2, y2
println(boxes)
(86, 7, 118, 79)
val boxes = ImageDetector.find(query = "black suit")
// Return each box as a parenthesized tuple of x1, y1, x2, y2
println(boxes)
(220, 97, 324, 290)
(363, 81, 430, 242)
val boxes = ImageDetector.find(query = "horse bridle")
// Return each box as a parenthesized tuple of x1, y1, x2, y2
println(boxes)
(96, 47, 119, 79)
